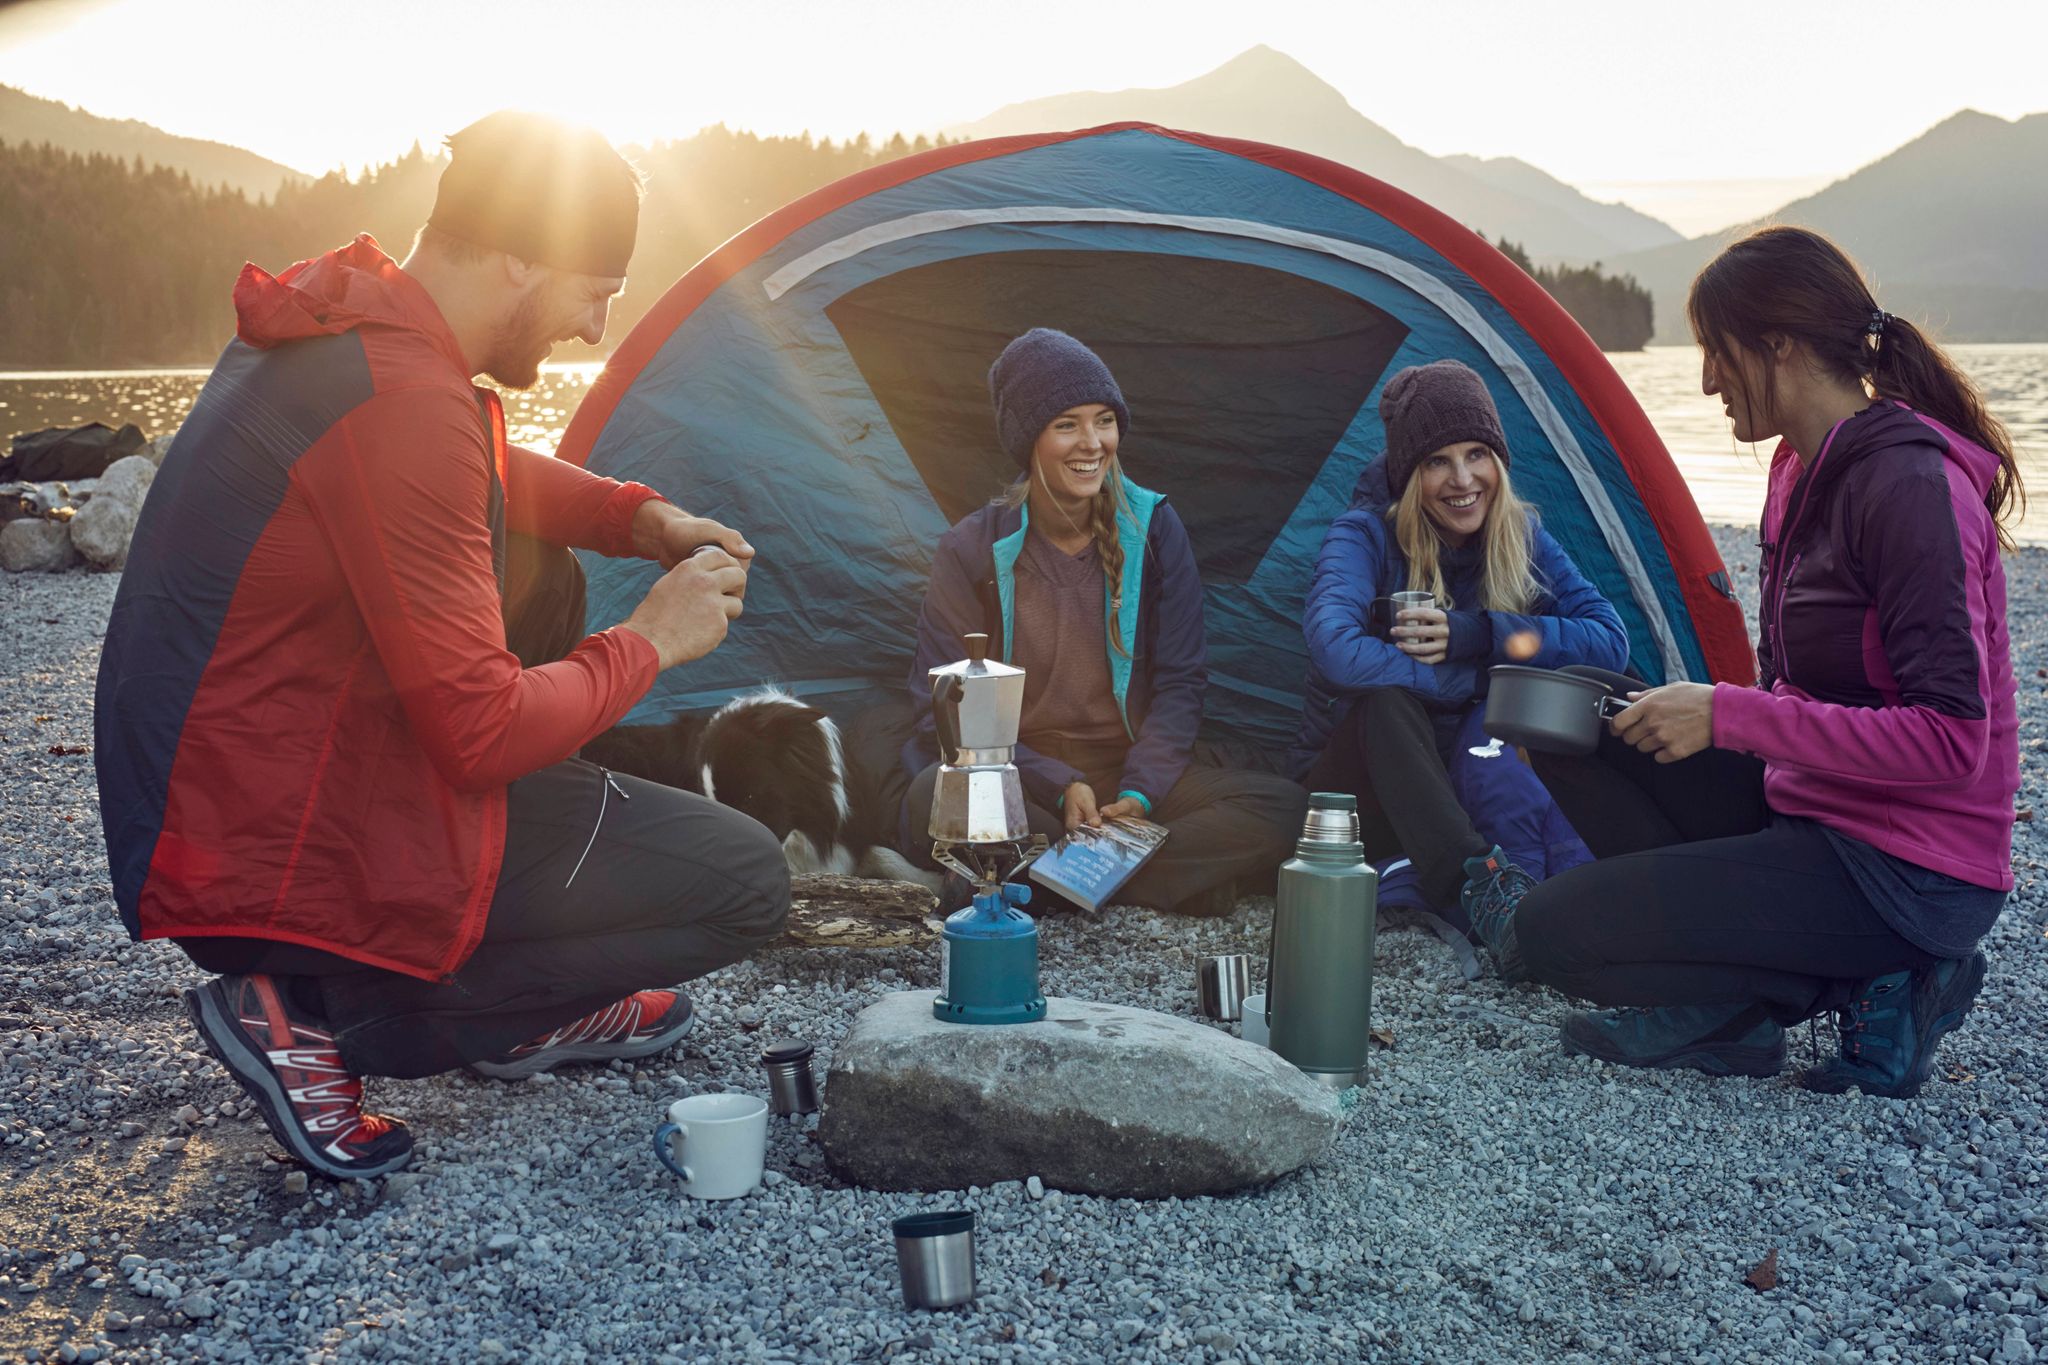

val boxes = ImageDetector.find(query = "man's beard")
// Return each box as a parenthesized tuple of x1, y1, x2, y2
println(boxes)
(483, 287, 551, 390)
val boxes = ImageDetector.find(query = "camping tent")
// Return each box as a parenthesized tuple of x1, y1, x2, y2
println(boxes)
(559, 123, 1753, 754)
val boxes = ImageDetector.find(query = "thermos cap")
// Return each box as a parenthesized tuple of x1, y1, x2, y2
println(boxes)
(893, 1210, 975, 1239)
(761, 1039, 815, 1065)
(1302, 792, 1363, 846)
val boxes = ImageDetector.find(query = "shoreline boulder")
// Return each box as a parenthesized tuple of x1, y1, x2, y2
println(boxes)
(819, 990, 1340, 1198)
(1, 517, 80, 573)
(69, 453, 155, 567)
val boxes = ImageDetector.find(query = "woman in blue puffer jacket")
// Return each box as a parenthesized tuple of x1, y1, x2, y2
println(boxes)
(1293, 360, 1628, 971)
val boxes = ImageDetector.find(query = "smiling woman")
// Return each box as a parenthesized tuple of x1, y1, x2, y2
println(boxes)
(897, 326, 1309, 918)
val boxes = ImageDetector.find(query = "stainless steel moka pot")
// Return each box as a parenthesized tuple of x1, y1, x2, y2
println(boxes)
(928, 633, 1047, 1025)
(927, 633, 1030, 852)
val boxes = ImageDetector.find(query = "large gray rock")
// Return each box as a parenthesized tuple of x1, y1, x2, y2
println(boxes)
(820, 991, 1339, 1198)
(68, 454, 154, 567)
(1, 517, 79, 572)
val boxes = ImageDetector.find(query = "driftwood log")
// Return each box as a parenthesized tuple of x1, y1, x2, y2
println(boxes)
(777, 875, 943, 950)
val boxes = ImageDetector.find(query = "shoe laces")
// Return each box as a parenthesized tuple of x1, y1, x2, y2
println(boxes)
(1828, 977, 1903, 1062)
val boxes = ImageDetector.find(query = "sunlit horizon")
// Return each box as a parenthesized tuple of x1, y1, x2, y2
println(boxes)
(2, 0, 2044, 238)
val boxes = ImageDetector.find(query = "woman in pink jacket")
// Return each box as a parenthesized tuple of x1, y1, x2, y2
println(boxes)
(1476, 226, 2023, 1098)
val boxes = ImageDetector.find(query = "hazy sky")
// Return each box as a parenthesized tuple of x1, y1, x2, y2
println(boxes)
(1, 0, 2042, 233)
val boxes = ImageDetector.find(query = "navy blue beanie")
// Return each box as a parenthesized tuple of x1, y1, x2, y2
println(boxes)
(988, 329, 1131, 469)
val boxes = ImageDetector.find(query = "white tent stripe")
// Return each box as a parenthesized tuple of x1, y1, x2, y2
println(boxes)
(763, 206, 1687, 680)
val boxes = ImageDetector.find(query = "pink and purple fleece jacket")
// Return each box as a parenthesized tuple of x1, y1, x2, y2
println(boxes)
(1713, 401, 2018, 891)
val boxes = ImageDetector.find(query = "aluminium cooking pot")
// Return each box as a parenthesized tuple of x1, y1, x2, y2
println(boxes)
(1482, 666, 1630, 756)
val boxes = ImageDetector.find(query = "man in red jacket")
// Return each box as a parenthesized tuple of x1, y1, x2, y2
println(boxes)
(95, 112, 789, 1180)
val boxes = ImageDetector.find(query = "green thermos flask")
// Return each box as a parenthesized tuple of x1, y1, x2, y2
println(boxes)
(1266, 792, 1377, 1089)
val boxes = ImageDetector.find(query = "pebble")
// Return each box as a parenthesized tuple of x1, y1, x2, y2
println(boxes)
(0, 534, 2044, 1362)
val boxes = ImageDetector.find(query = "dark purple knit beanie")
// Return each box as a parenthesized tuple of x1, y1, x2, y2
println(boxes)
(1379, 359, 1510, 495)
(988, 329, 1131, 469)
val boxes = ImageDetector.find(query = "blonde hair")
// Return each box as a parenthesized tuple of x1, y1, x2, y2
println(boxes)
(999, 453, 1134, 655)
(1390, 457, 1540, 613)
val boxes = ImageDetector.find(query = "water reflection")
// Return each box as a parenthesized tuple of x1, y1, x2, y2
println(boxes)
(3, 350, 2040, 540)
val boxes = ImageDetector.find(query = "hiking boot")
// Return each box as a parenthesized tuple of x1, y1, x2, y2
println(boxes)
(469, 989, 695, 1081)
(1562, 1002, 1786, 1078)
(1459, 846, 1535, 981)
(1797, 951, 1988, 1099)
(183, 975, 413, 1180)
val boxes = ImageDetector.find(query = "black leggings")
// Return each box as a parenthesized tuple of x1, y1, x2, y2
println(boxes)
(1517, 667, 1935, 1025)
(1302, 687, 1491, 907)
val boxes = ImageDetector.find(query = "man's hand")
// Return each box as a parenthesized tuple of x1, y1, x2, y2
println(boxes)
(1393, 606, 1450, 666)
(1062, 781, 1101, 832)
(1609, 681, 1716, 764)
(632, 499, 755, 571)
(619, 548, 747, 671)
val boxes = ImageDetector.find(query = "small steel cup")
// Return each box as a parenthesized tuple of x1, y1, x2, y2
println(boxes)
(1196, 954, 1252, 1021)
(893, 1210, 975, 1310)
(760, 1039, 820, 1116)
(1391, 590, 1437, 611)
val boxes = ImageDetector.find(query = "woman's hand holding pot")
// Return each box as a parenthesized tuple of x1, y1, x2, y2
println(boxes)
(1610, 681, 1716, 763)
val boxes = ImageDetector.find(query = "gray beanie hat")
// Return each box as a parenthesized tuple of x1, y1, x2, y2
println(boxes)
(1378, 359, 1510, 495)
(988, 329, 1131, 469)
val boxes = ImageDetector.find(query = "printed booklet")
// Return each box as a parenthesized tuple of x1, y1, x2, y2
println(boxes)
(1027, 816, 1170, 911)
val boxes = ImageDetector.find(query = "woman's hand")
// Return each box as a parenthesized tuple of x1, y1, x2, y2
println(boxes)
(1062, 782, 1101, 831)
(1098, 796, 1147, 823)
(1393, 606, 1450, 666)
(1609, 681, 1716, 763)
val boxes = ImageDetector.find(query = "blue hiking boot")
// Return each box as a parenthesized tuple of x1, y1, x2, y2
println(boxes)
(1561, 1003, 1787, 1078)
(1798, 951, 1988, 1099)
(1459, 846, 1535, 982)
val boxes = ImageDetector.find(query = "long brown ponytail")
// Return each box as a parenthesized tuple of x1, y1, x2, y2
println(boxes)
(1687, 225, 2025, 549)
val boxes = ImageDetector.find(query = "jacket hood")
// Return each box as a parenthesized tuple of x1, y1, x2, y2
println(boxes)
(1817, 400, 2000, 501)
(1348, 456, 1397, 517)
(232, 233, 470, 376)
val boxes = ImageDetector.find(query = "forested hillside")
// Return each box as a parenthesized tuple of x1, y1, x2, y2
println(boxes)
(1, 127, 1658, 367)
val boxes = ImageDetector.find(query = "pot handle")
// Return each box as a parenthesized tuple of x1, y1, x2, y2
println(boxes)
(1595, 695, 1632, 719)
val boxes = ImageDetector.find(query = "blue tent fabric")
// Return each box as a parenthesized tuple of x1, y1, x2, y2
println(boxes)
(567, 126, 1741, 751)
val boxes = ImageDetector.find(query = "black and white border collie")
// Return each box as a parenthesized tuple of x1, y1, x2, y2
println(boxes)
(581, 688, 937, 889)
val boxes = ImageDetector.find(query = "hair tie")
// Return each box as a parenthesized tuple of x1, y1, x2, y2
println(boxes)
(1865, 310, 1893, 339)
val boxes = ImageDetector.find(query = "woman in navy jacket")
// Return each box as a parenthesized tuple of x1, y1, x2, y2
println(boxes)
(900, 329, 1305, 915)
(1294, 360, 1627, 966)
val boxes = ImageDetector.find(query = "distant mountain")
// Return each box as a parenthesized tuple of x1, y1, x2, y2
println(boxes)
(1440, 155, 1678, 257)
(0, 83, 307, 200)
(946, 46, 1685, 264)
(1608, 109, 2048, 343)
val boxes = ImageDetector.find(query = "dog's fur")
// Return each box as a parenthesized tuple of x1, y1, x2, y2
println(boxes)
(581, 688, 938, 889)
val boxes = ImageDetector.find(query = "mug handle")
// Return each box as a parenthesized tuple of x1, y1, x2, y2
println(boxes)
(653, 1121, 693, 1183)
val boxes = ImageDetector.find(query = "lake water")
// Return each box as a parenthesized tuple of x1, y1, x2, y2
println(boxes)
(5, 344, 2043, 541)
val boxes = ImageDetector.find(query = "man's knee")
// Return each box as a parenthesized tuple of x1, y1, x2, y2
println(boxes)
(714, 806, 792, 946)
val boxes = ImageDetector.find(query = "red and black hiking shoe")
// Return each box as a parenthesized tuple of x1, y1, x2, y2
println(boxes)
(183, 975, 413, 1181)
(469, 989, 695, 1081)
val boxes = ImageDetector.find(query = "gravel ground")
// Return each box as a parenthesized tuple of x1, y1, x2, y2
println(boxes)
(3, 525, 2044, 1365)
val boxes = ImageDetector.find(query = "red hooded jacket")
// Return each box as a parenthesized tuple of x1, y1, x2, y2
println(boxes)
(95, 236, 663, 980)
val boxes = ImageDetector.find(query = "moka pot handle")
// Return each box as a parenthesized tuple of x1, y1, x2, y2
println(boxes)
(931, 673, 963, 766)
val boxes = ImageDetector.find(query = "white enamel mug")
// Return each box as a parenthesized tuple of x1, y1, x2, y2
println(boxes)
(1241, 993, 1272, 1049)
(652, 1094, 768, 1200)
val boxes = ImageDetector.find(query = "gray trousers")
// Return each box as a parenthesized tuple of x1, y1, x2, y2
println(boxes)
(177, 538, 790, 1078)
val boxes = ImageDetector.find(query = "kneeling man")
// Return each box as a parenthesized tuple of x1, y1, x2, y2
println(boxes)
(94, 112, 788, 1179)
